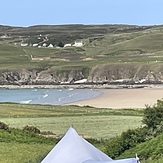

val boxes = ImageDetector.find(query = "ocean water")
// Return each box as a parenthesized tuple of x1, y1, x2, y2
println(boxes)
(0, 88, 101, 105)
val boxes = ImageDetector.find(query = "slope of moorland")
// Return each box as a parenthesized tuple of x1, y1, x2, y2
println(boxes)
(1, 24, 163, 85)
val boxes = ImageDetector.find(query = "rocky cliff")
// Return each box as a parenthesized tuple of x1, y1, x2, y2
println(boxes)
(1, 63, 163, 85)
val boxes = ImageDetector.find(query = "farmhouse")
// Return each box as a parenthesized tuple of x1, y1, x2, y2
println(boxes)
(73, 40, 83, 47)
(21, 43, 28, 47)
(48, 44, 54, 48)
(64, 43, 72, 47)
(33, 43, 38, 47)
(42, 43, 47, 47)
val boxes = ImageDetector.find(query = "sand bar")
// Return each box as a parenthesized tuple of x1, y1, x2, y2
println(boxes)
(67, 87, 163, 109)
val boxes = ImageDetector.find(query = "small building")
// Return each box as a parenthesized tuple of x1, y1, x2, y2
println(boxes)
(73, 40, 83, 47)
(33, 43, 38, 47)
(48, 44, 54, 48)
(64, 44, 71, 48)
(42, 43, 47, 47)
(21, 43, 28, 47)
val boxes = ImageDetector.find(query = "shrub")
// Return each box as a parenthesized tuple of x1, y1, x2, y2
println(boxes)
(23, 125, 41, 134)
(142, 100, 163, 131)
(0, 121, 9, 131)
(106, 127, 148, 158)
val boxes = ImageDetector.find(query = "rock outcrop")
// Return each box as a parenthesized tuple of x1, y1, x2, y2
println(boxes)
(1, 63, 163, 85)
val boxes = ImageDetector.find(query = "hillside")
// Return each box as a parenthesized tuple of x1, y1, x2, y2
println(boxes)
(1, 24, 163, 85)
(119, 133, 163, 163)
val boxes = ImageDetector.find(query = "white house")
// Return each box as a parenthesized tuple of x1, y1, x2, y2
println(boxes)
(42, 43, 47, 47)
(48, 44, 54, 48)
(33, 43, 38, 47)
(73, 40, 83, 47)
(64, 44, 71, 48)
(21, 43, 28, 47)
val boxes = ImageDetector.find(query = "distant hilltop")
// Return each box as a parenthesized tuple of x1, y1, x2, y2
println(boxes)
(0, 24, 154, 48)
(1, 24, 163, 86)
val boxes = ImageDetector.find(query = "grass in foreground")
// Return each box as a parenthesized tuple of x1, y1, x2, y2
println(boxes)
(0, 103, 143, 138)
(0, 126, 57, 163)
(0, 142, 53, 163)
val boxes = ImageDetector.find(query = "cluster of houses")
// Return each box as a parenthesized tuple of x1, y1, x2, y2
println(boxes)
(20, 40, 83, 48)
(64, 40, 83, 48)
(1, 33, 84, 48)
(20, 42, 55, 48)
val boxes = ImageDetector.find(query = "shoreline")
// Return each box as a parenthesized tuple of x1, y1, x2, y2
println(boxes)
(1, 84, 163, 109)
(66, 87, 163, 109)
(1, 83, 163, 89)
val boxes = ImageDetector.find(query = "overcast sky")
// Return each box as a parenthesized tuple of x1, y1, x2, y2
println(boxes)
(1, 0, 163, 27)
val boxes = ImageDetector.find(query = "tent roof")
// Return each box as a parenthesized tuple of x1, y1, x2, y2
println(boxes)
(41, 127, 138, 163)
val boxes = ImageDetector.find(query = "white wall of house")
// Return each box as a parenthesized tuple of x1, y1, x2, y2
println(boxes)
(73, 41, 83, 47)
(21, 43, 28, 47)
(48, 44, 54, 48)
(64, 44, 71, 47)
(33, 43, 38, 47)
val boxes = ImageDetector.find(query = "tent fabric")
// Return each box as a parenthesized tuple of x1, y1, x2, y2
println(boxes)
(41, 127, 138, 163)
(82, 158, 137, 163)
(41, 127, 112, 163)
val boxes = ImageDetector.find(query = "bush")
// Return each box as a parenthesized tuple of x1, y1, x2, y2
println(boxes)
(105, 127, 148, 158)
(23, 125, 41, 134)
(0, 121, 9, 131)
(142, 100, 163, 130)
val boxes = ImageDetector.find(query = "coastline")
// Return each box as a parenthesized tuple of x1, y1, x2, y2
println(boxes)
(0, 83, 163, 89)
(1, 84, 163, 109)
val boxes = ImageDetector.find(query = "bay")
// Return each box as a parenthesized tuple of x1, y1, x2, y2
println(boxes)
(0, 88, 101, 105)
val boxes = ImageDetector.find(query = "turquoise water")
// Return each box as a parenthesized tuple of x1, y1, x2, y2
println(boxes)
(0, 88, 101, 105)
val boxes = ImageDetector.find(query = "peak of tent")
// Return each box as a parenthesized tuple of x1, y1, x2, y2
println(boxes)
(41, 127, 139, 163)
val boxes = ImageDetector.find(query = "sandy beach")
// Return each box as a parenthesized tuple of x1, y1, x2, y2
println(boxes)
(1, 84, 163, 108)
(67, 87, 163, 109)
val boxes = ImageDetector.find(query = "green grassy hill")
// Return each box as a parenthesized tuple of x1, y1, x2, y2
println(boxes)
(1, 24, 163, 85)
(118, 133, 163, 163)
(1, 24, 163, 71)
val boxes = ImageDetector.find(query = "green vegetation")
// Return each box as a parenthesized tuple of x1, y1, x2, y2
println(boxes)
(105, 100, 163, 163)
(0, 24, 163, 162)
(1, 24, 163, 74)
(119, 133, 163, 162)
(0, 103, 143, 138)
(0, 128, 55, 163)
(0, 99, 163, 162)
(0, 103, 142, 163)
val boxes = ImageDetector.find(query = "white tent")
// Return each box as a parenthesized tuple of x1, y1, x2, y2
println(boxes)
(41, 127, 138, 163)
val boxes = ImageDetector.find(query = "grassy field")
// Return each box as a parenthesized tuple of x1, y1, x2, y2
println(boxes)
(0, 103, 143, 162)
(1, 115, 142, 139)
(0, 127, 56, 163)
(0, 142, 53, 163)
(0, 103, 143, 138)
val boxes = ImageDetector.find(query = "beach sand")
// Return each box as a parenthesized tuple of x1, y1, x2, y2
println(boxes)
(67, 87, 163, 109)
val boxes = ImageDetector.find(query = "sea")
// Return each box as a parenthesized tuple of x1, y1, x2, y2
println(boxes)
(0, 88, 101, 105)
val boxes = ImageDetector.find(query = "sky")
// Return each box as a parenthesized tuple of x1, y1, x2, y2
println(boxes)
(1, 0, 163, 27)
